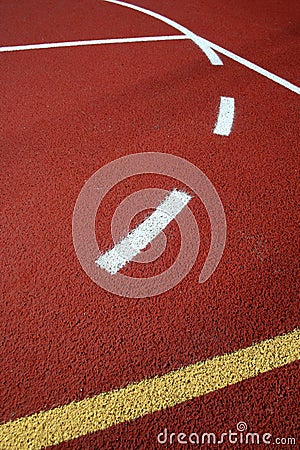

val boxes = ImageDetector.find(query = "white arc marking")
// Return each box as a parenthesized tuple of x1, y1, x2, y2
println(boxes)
(95, 189, 192, 274)
(0, 35, 188, 52)
(214, 96, 235, 136)
(103, 0, 223, 65)
(104, 0, 299, 95)
(1, 0, 298, 94)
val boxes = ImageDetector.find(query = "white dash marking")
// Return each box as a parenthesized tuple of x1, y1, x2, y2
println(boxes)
(0, 35, 188, 53)
(96, 189, 192, 274)
(214, 96, 235, 136)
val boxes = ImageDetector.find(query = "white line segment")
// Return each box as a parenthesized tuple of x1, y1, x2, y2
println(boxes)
(103, 0, 223, 65)
(205, 41, 300, 95)
(0, 35, 188, 53)
(103, 0, 300, 95)
(1, 0, 298, 94)
(214, 96, 235, 136)
(95, 189, 191, 274)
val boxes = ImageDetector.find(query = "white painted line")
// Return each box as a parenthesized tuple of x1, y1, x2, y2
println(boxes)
(95, 189, 192, 274)
(214, 96, 235, 136)
(205, 41, 300, 95)
(103, 0, 223, 65)
(2, 0, 298, 94)
(104, 0, 300, 95)
(0, 35, 189, 53)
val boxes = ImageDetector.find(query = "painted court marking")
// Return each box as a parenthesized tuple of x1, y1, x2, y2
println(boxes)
(1, 0, 299, 94)
(95, 189, 191, 274)
(103, 0, 223, 65)
(0, 35, 188, 52)
(0, 2, 220, 65)
(104, 0, 299, 94)
(104, 0, 300, 95)
(0, 329, 298, 449)
(1, 2, 299, 449)
(206, 40, 300, 95)
(214, 96, 235, 136)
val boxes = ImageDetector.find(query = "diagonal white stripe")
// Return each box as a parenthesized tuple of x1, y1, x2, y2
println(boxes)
(206, 41, 300, 95)
(95, 189, 192, 274)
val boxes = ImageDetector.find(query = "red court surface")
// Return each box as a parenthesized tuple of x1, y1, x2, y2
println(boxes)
(0, 0, 299, 448)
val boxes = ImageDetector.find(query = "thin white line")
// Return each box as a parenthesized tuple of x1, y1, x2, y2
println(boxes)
(95, 189, 191, 274)
(205, 41, 300, 95)
(214, 96, 235, 136)
(0, 35, 188, 52)
(103, 0, 223, 65)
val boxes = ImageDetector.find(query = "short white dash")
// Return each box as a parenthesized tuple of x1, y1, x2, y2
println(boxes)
(95, 189, 192, 274)
(214, 96, 235, 136)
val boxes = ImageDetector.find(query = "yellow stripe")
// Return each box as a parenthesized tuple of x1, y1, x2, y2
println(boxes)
(0, 329, 299, 450)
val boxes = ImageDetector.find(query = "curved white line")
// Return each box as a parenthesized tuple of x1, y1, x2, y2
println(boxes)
(104, 0, 300, 95)
(214, 97, 235, 136)
(103, 0, 223, 65)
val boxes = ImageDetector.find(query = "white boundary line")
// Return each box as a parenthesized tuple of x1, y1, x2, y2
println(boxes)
(95, 189, 191, 274)
(214, 97, 235, 136)
(1, 0, 299, 94)
(206, 41, 300, 95)
(104, 0, 300, 95)
(103, 0, 223, 65)
(0, 35, 188, 52)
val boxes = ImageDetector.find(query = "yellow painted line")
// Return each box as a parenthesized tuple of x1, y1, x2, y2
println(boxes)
(0, 329, 299, 450)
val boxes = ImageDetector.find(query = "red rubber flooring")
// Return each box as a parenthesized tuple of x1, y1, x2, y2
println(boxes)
(1, 0, 299, 448)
